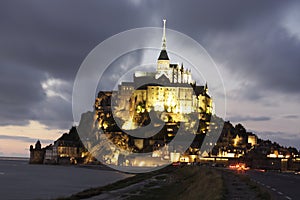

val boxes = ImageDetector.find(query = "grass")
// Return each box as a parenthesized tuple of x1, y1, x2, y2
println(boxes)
(55, 166, 176, 200)
(56, 166, 273, 200)
(56, 166, 225, 200)
(127, 166, 225, 200)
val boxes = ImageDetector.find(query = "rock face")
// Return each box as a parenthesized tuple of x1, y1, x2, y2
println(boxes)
(74, 88, 218, 168)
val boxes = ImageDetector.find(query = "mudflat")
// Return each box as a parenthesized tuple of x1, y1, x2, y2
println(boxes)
(0, 159, 131, 200)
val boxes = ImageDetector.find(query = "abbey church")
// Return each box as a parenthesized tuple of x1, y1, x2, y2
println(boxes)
(91, 20, 215, 165)
(96, 20, 213, 132)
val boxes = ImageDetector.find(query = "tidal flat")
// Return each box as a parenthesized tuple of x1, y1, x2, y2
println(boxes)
(0, 158, 131, 200)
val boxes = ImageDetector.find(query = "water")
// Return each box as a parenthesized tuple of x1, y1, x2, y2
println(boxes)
(0, 158, 131, 200)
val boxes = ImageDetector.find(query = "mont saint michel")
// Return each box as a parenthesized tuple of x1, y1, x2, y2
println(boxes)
(29, 21, 300, 174)
(2, 1, 300, 200)
(30, 20, 216, 167)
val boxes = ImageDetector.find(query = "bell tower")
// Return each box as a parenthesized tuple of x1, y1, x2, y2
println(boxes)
(156, 19, 170, 79)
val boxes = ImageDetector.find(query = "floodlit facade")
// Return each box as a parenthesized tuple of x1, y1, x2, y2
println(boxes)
(95, 20, 213, 131)
(91, 20, 215, 166)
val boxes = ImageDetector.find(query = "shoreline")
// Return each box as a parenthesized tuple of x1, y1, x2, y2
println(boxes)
(0, 156, 29, 161)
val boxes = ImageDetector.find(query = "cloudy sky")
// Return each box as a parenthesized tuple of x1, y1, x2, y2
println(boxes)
(0, 0, 300, 157)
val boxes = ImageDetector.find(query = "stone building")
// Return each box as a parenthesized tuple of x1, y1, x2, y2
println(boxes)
(91, 20, 214, 163)
(94, 20, 213, 132)
(30, 127, 88, 165)
(29, 140, 44, 164)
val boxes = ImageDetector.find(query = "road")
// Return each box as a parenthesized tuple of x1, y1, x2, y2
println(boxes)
(246, 170, 300, 200)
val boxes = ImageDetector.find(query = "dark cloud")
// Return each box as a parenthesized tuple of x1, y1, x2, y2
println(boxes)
(0, 0, 299, 139)
(283, 115, 299, 119)
(0, 60, 73, 128)
(228, 115, 271, 123)
(0, 64, 46, 126)
(0, 0, 160, 128)
(34, 95, 74, 130)
(203, 3, 300, 99)
(0, 134, 53, 144)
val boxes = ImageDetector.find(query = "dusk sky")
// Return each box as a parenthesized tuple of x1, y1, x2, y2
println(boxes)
(1, 0, 300, 157)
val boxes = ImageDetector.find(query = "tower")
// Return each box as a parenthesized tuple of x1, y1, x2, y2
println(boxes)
(156, 19, 170, 79)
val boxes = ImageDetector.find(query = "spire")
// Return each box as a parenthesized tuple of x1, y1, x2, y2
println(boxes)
(205, 82, 208, 93)
(162, 19, 167, 50)
(158, 19, 169, 60)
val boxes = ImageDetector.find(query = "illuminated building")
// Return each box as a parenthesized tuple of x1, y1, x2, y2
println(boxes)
(91, 20, 214, 165)
(30, 127, 88, 165)
(95, 19, 212, 129)
(28, 21, 300, 169)
(247, 135, 257, 146)
(233, 135, 242, 147)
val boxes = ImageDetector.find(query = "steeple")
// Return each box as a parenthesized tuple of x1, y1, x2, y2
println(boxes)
(205, 82, 208, 93)
(162, 19, 167, 50)
(158, 19, 169, 60)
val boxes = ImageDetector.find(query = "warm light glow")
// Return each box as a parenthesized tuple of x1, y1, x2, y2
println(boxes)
(229, 163, 249, 171)
(227, 153, 235, 158)
(233, 135, 242, 147)
(248, 135, 257, 146)
(103, 121, 109, 129)
(122, 119, 137, 130)
(152, 150, 162, 158)
(170, 152, 180, 162)
(179, 156, 190, 162)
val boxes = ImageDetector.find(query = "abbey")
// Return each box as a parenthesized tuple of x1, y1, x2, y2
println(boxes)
(86, 20, 217, 167)
(96, 20, 213, 132)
